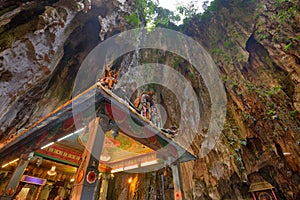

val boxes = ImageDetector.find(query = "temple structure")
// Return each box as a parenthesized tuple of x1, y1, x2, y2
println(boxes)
(249, 181, 278, 200)
(0, 84, 196, 200)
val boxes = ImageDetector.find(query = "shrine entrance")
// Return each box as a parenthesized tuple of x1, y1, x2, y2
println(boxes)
(0, 84, 196, 200)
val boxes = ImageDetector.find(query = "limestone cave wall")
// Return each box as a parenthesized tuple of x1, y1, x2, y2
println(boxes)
(0, 0, 299, 200)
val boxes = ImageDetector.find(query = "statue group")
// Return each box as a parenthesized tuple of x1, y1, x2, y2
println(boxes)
(97, 69, 166, 131)
(133, 91, 161, 128)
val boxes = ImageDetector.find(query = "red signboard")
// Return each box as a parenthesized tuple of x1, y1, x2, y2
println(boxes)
(36, 144, 82, 165)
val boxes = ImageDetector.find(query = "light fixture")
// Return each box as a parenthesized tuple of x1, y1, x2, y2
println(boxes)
(70, 177, 75, 182)
(140, 160, 158, 167)
(57, 133, 74, 142)
(47, 165, 57, 176)
(128, 177, 132, 184)
(124, 164, 139, 171)
(1, 158, 19, 168)
(41, 142, 54, 149)
(57, 128, 84, 142)
(111, 167, 124, 173)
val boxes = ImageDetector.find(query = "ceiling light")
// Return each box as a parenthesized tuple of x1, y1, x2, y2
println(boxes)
(111, 167, 124, 173)
(140, 160, 158, 167)
(124, 164, 138, 171)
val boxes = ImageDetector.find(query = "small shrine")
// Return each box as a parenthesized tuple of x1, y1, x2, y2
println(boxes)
(249, 181, 278, 200)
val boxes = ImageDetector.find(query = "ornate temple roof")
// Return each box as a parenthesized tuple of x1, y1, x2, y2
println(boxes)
(249, 181, 275, 192)
(0, 84, 196, 167)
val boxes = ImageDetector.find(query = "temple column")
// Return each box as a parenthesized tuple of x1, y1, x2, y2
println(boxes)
(70, 118, 105, 200)
(98, 173, 110, 200)
(170, 161, 184, 200)
(0, 152, 34, 200)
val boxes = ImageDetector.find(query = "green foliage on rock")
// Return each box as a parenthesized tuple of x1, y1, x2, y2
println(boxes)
(126, 13, 140, 27)
(126, 0, 180, 30)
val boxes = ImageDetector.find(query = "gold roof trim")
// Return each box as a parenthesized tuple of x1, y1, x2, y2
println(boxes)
(249, 181, 274, 192)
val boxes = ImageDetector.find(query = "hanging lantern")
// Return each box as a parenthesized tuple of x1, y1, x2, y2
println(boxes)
(47, 165, 57, 176)
(249, 181, 278, 200)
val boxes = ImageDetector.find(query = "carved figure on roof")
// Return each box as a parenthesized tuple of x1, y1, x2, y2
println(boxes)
(161, 126, 178, 138)
(134, 91, 153, 120)
(98, 69, 118, 90)
(133, 91, 162, 128)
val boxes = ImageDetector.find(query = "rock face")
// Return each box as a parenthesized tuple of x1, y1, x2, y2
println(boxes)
(0, 0, 131, 146)
(0, 1, 77, 143)
(181, 0, 300, 199)
(0, 0, 299, 200)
